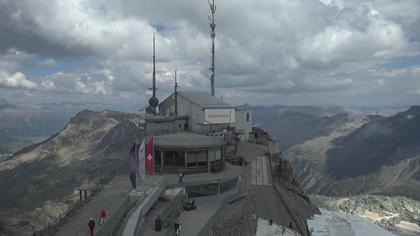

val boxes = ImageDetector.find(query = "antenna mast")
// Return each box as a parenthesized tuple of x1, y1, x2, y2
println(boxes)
(208, 0, 216, 97)
(174, 70, 179, 116)
(152, 32, 156, 98)
(148, 31, 159, 114)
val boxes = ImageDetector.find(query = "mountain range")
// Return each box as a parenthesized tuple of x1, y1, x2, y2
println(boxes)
(0, 100, 71, 158)
(0, 109, 143, 234)
(281, 106, 420, 200)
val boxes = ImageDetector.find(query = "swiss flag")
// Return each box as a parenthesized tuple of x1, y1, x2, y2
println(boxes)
(145, 137, 154, 176)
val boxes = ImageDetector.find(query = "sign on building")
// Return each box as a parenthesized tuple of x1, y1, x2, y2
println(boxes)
(204, 108, 236, 124)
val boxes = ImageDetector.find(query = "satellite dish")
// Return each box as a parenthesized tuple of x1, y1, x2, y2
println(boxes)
(149, 96, 159, 108)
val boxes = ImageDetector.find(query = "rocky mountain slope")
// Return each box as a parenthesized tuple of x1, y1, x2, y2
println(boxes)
(0, 100, 71, 158)
(311, 195, 420, 236)
(0, 109, 144, 235)
(286, 106, 420, 200)
(247, 104, 353, 150)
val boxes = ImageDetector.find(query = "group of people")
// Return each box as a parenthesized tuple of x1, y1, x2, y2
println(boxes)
(87, 210, 107, 236)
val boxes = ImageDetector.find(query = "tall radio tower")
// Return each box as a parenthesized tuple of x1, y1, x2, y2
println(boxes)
(208, 0, 216, 97)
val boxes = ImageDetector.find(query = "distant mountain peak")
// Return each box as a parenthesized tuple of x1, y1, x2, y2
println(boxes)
(407, 105, 420, 114)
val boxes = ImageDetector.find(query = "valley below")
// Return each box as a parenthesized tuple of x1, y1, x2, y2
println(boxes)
(310, 195, 420, 236)
(249, 104, 420, 235)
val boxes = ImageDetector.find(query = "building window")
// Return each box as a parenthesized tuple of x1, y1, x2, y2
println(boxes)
(174, 151, 185, 166)
(246, 113, 250, 122)
(164, 151, 185, 167)
(197, 151, 207, 166)
(164, 151, 175, 166)
(155, 150, 161, 166)
(209, 149, 221, 162)
(186, 150, 208, 167)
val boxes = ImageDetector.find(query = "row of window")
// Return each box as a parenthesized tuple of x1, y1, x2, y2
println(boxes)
(154, 149, 221, 167)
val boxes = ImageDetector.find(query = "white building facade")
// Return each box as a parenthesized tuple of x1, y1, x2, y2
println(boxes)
(232, 109, 253, 141)
(159, 92, 235, 134)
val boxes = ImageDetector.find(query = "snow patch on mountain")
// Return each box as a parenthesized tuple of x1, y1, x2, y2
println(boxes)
(307, 209, 396, 236)
(255, 218, 300, 236)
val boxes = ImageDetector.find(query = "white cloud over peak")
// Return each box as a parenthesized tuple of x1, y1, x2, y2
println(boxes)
(0, 71, 37, 89)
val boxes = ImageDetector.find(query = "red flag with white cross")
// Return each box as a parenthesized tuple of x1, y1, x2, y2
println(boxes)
(145, 137, 154, 176)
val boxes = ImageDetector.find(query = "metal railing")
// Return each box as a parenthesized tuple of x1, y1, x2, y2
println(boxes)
(32, 170, 117, 236)
(94, 196, 135, 236)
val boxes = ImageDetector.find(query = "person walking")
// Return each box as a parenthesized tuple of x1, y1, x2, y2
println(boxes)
(99, 210, 107, 225)
(175, 222, 182, 235)
(178, 172, 184, 184)
(174, 222, 180, 235)
(88, 218, 95, 236)
(281, 225, 285, 234)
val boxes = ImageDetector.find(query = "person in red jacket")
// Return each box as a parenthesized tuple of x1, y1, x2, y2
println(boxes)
(88, 218, 95, 236)
(100, 210, 107, 225)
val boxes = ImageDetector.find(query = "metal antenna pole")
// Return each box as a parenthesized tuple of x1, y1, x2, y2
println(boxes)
(209, 0, 216, 97)
(174, 70, 179, 116)
(148, 30, 159, 114)
(153, 31, 156, 98)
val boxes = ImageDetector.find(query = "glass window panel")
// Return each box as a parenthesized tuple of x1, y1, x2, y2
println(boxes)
(174, 151, 185, 167)
(155, 150, 161, 165)
(197, 151, 207, 162)
(164, 151, 175, 165)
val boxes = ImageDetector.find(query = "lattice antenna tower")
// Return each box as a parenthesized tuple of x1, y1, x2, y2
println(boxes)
(173, 70, 179, 116)
(208, 0, 216, 96)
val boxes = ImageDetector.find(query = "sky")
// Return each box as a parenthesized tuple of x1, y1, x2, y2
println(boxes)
(0, 0, 419, 110)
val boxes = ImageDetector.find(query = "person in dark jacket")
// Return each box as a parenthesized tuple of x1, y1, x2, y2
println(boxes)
(178, 172, 184, 184)
(174, 222, 182, 235)
(88, 218, 95, 236)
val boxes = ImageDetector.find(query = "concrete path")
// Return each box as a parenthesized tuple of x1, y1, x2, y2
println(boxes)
(176, 196, 223, 236)
(239, 142, 297, 232)
(55, 175, 131, 236)
(137, 198, 171, 236)
(251, 155, 272, 186)
(165, 164, 243, 188)
(122, 176, 165, 236)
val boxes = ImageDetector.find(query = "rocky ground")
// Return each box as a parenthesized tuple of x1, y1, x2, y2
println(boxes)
(311, 195, 420, 236)
(286, 107, 420, 201)
(210, 139, 319, 236)
(209, 196, 258, 236)
(0, 110, 144, 236)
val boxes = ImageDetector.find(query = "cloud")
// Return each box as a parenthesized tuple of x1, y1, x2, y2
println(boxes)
(40, 80, 56, 90)
(0, 71, 37, 89)
(38, 58, 56, 67)
(0, 0, 419, 107)
(42, 69, 114, 95)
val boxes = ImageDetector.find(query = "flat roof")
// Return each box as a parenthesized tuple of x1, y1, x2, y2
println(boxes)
(154, 132, 224, 149)
(179, 91, 233, 109)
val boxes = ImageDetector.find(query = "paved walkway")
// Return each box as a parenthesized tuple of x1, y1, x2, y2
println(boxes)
(251, 155, 273, 186)
(165, 164, 243, 188)
(55, 175, 131, 236)
(176, 195, 223, 236)
(122, 176, 165, 236)
(137, 197, 171, 236)
(239, 142, 297, 232)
